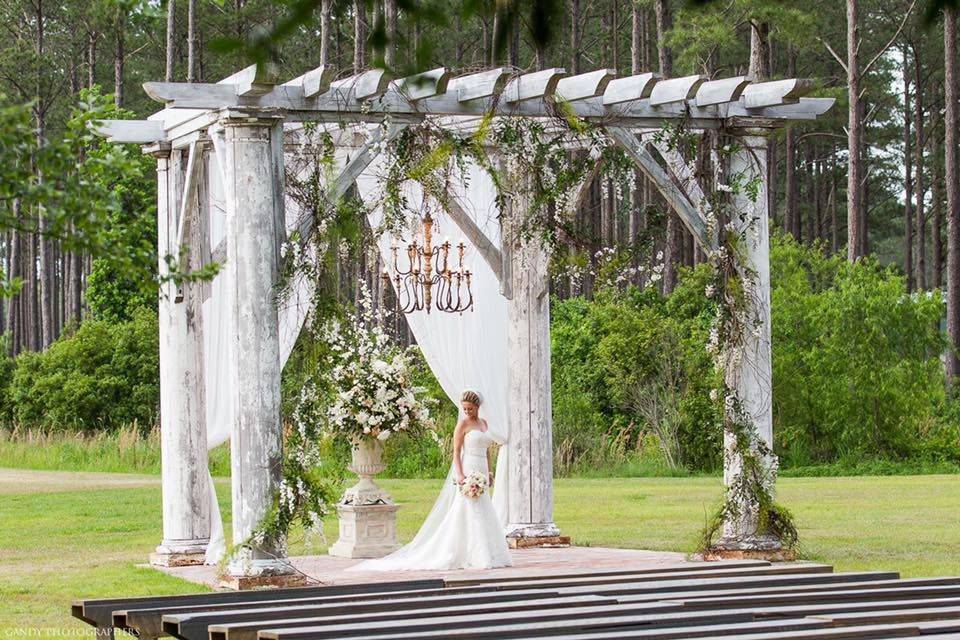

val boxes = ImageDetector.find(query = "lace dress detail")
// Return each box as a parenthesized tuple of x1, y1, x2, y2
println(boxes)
(347, 428, 513, 571)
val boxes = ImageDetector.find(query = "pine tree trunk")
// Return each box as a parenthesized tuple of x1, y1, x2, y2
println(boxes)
(354, 0, 366, 73)
(785, 50, 798, 238)
(903, 49, 914, 290)
(510, 12, 519, 66)
(165, 0, 175, 81)
(933, 103, 944, 289)
(319, 0, 331, 66)
(611, 0, 619, 71)
(114, 6, 124, 107)
(831, 148, 839, 253)
(87, 31, 96, 89)
(186, 0, 196, 82)
(6, 219, 19, 355)
(385, 0, 397, 67)
(654, 0, 672, 79)
(944, 6, 960, 387)
(846, 0, 864, 261)
(914, 44, 926, 290)
(655, 0, 680, 293)
(570, 0, 580, 74)
(804, 146, 815, 244)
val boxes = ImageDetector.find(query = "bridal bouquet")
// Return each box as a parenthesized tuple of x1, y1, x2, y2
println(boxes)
(295, 289, 435, 444)
(458, 471, 488, 498)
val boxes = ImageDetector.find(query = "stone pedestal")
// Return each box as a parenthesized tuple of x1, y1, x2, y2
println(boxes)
(328, 503, 401, 558)
(507, 535, 571, 549)
(218, 572, 308, 590)
(150, 544, 206, 567)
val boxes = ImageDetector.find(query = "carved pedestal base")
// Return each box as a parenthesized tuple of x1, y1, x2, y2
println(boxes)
(702, 534, 796, 562)
(328, 503, 401, 559)
(701, 547, 796, 562)
(150, 540, 208, 567)
(507, 535, 571, 549)
(218, 572, 308, 590)
(149, 551, 206, 567)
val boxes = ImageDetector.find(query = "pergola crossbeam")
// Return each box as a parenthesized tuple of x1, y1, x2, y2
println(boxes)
(606, 126, 714, 251)
(649, 74, 706, 105)
(743, 78, 815, 109)
(696, 76, 751, 106)
(556, 69, 616, 102)
(90, 119, 166, 143)
(282, 65, 334, 98)
(601, 72, 661, 105)
(448, 68, 512, 101)
(390, 67, 451, 101)
(503, 68, 567, 103)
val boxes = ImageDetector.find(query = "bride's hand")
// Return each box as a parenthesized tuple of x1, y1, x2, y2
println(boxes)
(454, 471, 465, 484)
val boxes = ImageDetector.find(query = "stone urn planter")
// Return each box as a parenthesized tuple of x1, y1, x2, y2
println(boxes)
(328, 438, 401, 558)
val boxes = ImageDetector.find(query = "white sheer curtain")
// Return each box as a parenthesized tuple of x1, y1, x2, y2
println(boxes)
(355, 156, 511, 528)
(200, 132, 509, 564)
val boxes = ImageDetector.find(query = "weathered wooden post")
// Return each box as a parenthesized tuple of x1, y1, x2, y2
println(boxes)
(216, 112, 302, 588)
(501, 176, 569, 548)
(712, 131, 788, 559)
(149, 143, 211, 567)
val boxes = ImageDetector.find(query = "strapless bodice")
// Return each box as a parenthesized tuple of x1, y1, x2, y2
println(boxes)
(463, 428, 492, 456)
(461, 429, 492, 474)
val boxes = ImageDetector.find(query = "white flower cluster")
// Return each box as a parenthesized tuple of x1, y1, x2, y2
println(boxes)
(317, 290, 434, 443)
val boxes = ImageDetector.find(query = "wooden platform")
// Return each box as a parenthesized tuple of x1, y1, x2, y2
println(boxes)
(73, 553, 960, 640)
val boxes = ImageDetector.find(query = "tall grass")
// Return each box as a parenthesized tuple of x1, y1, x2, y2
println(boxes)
(0, 426, 231, 476)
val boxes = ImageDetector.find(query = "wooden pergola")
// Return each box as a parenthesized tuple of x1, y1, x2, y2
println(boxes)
(95, 63, 833, 582)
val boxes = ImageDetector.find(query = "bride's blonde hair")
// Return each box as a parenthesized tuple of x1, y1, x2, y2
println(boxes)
(460, 389, 482, 406)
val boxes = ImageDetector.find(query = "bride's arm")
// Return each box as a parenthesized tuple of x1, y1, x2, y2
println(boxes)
(452, 420, 466, 484)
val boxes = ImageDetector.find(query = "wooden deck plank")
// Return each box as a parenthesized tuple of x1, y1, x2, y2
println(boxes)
(483, 564, 834, 591)
(198, 595, 621, 640)
(441, 560, 770, 586)
(811, 606, 960, 627)
(73, 579, 442, 629)
(160, 589, 560, 638)
(667, 625, 922, 639)
(526, 618, 831, 639)
(559, 572, 896, 597)
(128, 585, 551, 639)
(663, 579, 960, 608)
(256, 607, 754, 640)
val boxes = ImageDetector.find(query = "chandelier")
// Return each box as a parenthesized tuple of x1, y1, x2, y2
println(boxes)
(383, 212, 474, 314)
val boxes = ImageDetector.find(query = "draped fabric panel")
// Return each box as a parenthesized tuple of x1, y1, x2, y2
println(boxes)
(200, 133, 510, 563)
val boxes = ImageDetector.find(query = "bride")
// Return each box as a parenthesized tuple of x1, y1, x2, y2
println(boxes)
(347, 389, 513, 571)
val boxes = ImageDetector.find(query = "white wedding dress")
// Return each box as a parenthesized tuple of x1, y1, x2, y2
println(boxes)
(347, 428, 513, 571)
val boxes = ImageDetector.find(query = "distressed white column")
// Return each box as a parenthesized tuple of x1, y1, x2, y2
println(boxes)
(502, 183, 564, 544)
(217, 115, 292, 578)
(716, 132, 781, 552)
(151, 144, 211, 566)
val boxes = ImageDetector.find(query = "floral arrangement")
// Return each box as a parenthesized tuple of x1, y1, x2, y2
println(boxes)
(294, 288, 435, 445)
(458, 471, 488, 499)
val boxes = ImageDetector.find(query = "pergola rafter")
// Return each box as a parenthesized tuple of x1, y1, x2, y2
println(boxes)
(95, 62, 833, 581)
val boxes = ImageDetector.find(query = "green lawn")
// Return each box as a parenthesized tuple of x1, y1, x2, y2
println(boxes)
(1, 469, 958, 635)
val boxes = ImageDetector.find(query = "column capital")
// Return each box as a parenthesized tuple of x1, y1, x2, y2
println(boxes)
(215, 107, 286, 128)
(143, 141, 172, 158)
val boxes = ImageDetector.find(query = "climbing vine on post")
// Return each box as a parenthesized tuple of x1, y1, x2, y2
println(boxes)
(699, 132, 799, 556)
(650, 121, 798, 555)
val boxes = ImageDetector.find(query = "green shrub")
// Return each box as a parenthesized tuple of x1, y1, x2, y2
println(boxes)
(770, 235, 951, 465)
(552, 278, 723, 473)
(7, 307, 159, 430)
